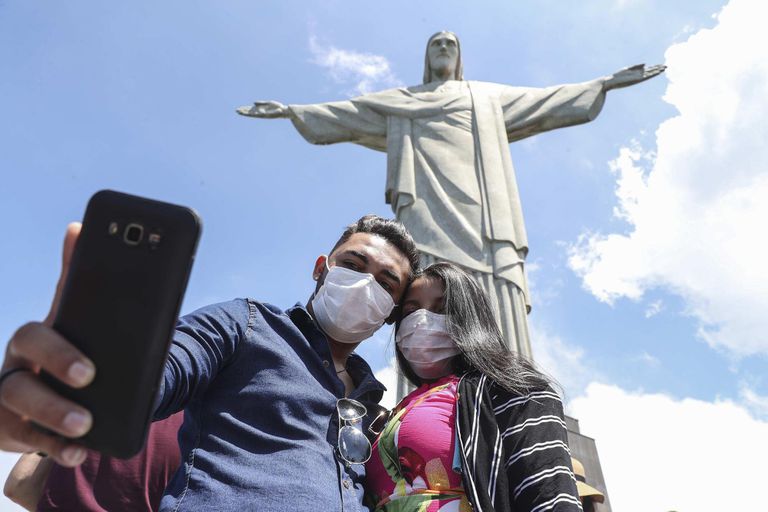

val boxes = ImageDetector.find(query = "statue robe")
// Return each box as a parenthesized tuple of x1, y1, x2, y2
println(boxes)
(288, 79, 606, 357)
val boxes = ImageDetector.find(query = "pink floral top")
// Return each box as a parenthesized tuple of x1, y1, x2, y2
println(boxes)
(364, 375, 470, 512)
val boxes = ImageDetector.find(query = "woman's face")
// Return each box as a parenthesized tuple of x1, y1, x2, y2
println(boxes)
(397, 274, 460, 381)
(401, 276, 445, 318)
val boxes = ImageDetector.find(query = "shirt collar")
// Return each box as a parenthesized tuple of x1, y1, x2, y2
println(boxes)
(286, 303, 386, 400)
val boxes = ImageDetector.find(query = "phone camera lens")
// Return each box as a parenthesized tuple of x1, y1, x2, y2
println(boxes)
(124, 224, 144, 245)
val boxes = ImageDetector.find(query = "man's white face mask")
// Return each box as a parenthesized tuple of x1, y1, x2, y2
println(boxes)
(311, 263, 395, 344)
(396, 309, 460, 380)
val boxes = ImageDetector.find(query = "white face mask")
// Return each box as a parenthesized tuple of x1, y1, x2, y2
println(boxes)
(396, 309, 460, 380)
(311, 264, 395, 344)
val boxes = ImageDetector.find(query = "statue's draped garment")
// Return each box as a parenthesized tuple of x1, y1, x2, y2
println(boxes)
(288, 79, 606, 357)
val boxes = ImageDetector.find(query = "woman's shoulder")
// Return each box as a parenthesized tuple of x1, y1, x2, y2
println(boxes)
(487, 380, 565, 423)
(458, 372, 556, 398)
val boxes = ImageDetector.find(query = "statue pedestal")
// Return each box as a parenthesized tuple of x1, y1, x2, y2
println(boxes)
(566, 415, 612, 511)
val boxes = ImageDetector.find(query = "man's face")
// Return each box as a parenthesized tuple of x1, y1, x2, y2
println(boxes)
(315, 232, 411, 306)
(427, 33, 459, 79)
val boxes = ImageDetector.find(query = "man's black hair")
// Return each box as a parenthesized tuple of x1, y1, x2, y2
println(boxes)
(330, 215, 420, 276)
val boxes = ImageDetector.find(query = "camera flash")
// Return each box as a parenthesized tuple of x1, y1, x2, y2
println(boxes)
(148, 233, 162, 245)
(108, 222, 119, 235)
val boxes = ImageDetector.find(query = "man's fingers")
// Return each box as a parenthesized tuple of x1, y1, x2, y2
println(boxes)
(8, 322, 95, 388)
(0, 409, 87, 467)
(44, 223, 81, 327)
(0, 370, 92, 438)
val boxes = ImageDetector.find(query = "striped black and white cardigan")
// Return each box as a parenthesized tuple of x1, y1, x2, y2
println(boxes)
(455, 372, 582, 511)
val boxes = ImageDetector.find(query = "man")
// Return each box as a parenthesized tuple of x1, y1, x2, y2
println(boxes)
(1, 214, 420, 511)
(237, 31, 665, 360)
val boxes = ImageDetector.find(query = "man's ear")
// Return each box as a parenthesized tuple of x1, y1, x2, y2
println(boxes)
(385, 305, 400, 325)
(312, 255, 328, 282)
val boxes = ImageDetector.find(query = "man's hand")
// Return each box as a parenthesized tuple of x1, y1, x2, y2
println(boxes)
(236, 101, 289, 119)
(0, 223, 95, 467)
(603, 63, 666, 91)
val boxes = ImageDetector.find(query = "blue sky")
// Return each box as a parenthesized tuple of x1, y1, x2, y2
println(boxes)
(2, 1, 767, 510)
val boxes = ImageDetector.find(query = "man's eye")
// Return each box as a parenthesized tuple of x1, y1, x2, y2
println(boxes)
(342, 261, 359, 271)
(378, 281, 392, 292)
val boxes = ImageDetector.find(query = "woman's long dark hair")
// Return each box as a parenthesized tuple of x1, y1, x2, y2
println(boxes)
(395, 262, 551, 395)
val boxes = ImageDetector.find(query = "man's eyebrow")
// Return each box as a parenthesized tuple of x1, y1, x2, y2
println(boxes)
(338, 249, 401, 284)
(338, 250, 368, 263)
(382, 268, 402, 285)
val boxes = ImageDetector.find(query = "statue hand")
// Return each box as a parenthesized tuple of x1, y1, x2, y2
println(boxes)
(603, 63, 666, 91)
(236, 101, 288, 118)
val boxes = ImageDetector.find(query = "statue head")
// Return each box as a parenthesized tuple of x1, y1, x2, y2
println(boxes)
(423, 31, 463, 84)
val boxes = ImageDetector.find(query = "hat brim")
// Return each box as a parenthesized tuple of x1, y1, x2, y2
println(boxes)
(576, 481, 605, 504)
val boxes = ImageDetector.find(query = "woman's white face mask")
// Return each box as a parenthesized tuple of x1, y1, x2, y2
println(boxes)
(396, 309, 459, 380)
(311, 263, 395, 344)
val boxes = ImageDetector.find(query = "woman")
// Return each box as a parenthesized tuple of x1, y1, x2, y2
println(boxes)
(364, 262, 581, 511)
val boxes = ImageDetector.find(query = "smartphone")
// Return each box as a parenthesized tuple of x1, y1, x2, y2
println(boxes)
(41, 190, 201, 458)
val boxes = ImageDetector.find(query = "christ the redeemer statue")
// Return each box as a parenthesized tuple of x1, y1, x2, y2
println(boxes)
(237, 31, 665, 358)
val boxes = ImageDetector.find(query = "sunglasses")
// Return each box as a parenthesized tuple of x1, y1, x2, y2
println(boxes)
(336, 399, 391, 465)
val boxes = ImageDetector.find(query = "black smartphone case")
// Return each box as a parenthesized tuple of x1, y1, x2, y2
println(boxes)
(42, 190, 201, 458)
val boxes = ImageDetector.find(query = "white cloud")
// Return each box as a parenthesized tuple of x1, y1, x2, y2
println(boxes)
(568, 0, 768, 356)
(309, 36, 402, 96)
(633, 351, 661, 368)
(644, 299, 663, 318)
(611, 0, 643, 10)
(0, 451, 25, 512)
(525, 261, 565, 308)
(374, 361, 399, 410)
(569, 382, 768, 512)
(738, 383, 768, 419)
(529, 321, 598, 399)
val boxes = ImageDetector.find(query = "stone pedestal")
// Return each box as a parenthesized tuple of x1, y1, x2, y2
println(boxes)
(566, 415, 612, 511)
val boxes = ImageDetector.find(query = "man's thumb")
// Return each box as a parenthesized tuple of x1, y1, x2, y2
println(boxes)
(44, 223, 82, 326)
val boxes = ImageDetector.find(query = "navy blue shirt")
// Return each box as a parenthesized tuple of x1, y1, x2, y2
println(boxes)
(153, 299, 385, 511)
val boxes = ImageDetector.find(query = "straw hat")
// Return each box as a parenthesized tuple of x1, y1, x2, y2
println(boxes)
(571, 458, 605, 504)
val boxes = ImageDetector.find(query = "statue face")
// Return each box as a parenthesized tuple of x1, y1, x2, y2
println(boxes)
(427, 33, 459, 80)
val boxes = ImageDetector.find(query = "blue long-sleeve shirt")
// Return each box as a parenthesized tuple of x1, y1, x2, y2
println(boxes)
(153, 299, 385, 511)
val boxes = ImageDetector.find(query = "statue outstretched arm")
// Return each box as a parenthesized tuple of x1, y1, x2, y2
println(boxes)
(602, 63, 666, 91)
(497, 63, 665, 142)
(236, 101, 289, 119)
(237, 96, 388, 151)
